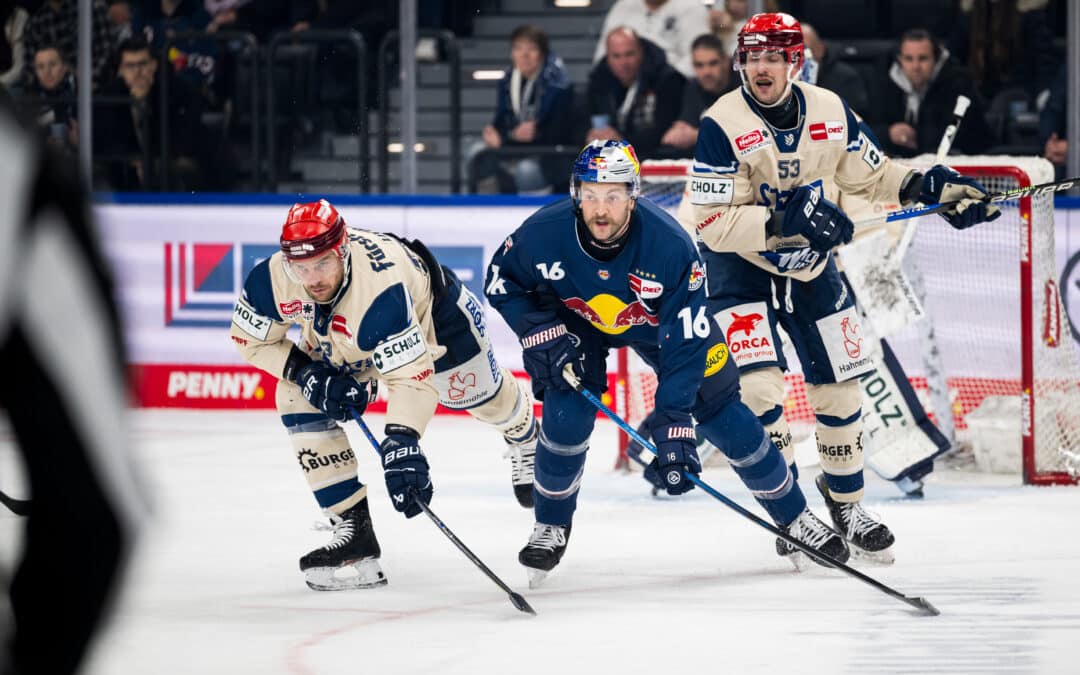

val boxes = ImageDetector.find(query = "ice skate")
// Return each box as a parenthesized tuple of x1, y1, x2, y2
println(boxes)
(776, 507, 850, 570)
(519, 522, 570, 588)
(503, 425, 537, 508)
(300, 499, 387, 591)
(815, 473, 895, 565)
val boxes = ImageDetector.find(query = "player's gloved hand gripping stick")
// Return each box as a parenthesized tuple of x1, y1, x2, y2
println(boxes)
(561, 365, 940, 617)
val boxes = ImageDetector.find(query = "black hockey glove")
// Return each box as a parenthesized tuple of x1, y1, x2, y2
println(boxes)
(293, 361, 372, 422)
(781, 185, 854, 253)
(380, 426, 432, 518)
(919, 164, 1002, 230)
(520, 319, 583, 396)
(643, 412, 701, 496)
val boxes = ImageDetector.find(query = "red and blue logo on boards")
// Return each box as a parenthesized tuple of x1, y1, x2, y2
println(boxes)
(163, 243, 486, 328)
(164, 242, 279, 327)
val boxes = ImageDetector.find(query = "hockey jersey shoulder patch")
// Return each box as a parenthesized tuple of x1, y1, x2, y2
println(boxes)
(241, 257, 282, 321)
(357, 282, 414, 351)
(233, 296, 273, 340)
(372, 325, 426, 374)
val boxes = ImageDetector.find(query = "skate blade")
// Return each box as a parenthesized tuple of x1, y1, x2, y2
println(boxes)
(526, 567, 549, 589)
(850, 545, 895, 566)
(304, 558, 387, 591)
(781, 551, 808, 572)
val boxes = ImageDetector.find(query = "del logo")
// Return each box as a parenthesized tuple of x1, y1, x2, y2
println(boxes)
(808, 121, 845, 141)
(628, 273, 663, 299)
(563, 294, 658, 335)
(330, 314, 353, 339)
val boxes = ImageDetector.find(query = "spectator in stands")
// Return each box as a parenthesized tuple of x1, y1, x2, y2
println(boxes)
(868, 28, 993, 159)
(94, 36, 231, 191)
(593, 0, 708, 79)
(471, 24, 574, 194)
(134, 0, 217, 103)
(205, 0, 316, 41)
(949, 0, 1057, 104)
(708, 0, 749, 55)
(1039, 64, 1066, 179)
(27, 44, 78, 154)
(801, 22, 870, 118)
(659, 33, 735, 155)
(106, 0, 133, 43)
(1, 5, 29, 90)
(22, 0, 115, 90)
(585, 27, 685, 160)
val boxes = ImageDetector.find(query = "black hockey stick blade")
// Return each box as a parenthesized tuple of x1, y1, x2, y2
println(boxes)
(350, 410, 536, 616)
(563, 366, 941, 617)
(409, 490, 537, 616)
(0, 489, 31, 516)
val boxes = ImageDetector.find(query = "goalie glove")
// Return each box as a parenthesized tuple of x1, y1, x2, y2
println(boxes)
(919, 165, 1002, 230)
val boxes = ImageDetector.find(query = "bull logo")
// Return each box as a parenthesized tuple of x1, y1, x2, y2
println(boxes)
(562, 294, 657, 335)
(726, 311, 764, 345)
(841, 316, 862, 358)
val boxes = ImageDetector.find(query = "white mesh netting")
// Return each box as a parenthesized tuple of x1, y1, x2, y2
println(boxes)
(623, 156, 1080, 483)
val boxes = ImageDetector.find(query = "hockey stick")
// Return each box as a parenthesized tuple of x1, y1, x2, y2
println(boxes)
(350, 410, 536, 616)
(562, 366, 940, 617)
(0, 488, 31, 516)
(854, 174, 1079, 230)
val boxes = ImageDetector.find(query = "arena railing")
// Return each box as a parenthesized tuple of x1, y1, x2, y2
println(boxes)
(377, 29, 462, 193)
(161, 31, 259, 191)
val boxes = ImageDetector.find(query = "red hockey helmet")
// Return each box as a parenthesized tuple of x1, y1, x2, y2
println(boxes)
(280, 199, 348, 261)
(735, 12, 804, 71)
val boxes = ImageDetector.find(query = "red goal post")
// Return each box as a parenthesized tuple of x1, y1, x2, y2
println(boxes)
(619, 156, 1080, 486)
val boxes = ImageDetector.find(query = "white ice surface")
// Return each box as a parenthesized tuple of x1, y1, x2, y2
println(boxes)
(3, 410, 1080, 674)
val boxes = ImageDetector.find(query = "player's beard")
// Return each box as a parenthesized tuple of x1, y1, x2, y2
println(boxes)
(588, 209, 632, 245)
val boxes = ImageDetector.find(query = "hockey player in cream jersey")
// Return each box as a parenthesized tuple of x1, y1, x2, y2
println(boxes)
(679, 13, 1000, 562)
(230, 199, 538, 590)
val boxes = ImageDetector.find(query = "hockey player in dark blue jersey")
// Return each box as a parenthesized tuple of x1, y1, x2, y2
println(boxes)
(485, 140, 848, 587)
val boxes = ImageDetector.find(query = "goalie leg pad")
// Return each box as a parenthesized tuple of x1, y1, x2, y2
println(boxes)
(806, 380, 864, 503)
(533, 389, 593, 527)
(697, 399, 806, 527)
(283, 414, 366, 514)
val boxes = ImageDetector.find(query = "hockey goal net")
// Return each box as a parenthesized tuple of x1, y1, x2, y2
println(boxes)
(617, 156, 1080, 485)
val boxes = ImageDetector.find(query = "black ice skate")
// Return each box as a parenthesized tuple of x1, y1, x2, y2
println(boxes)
(775, 507, 851, 570)
(519, 522, 570, 588)
(300, 498, 387, 591)
(503, 423, 537, 508)
(815, 473, 896, 565)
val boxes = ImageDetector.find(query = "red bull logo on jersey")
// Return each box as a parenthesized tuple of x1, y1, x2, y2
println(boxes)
(563, 294, 658, 335)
